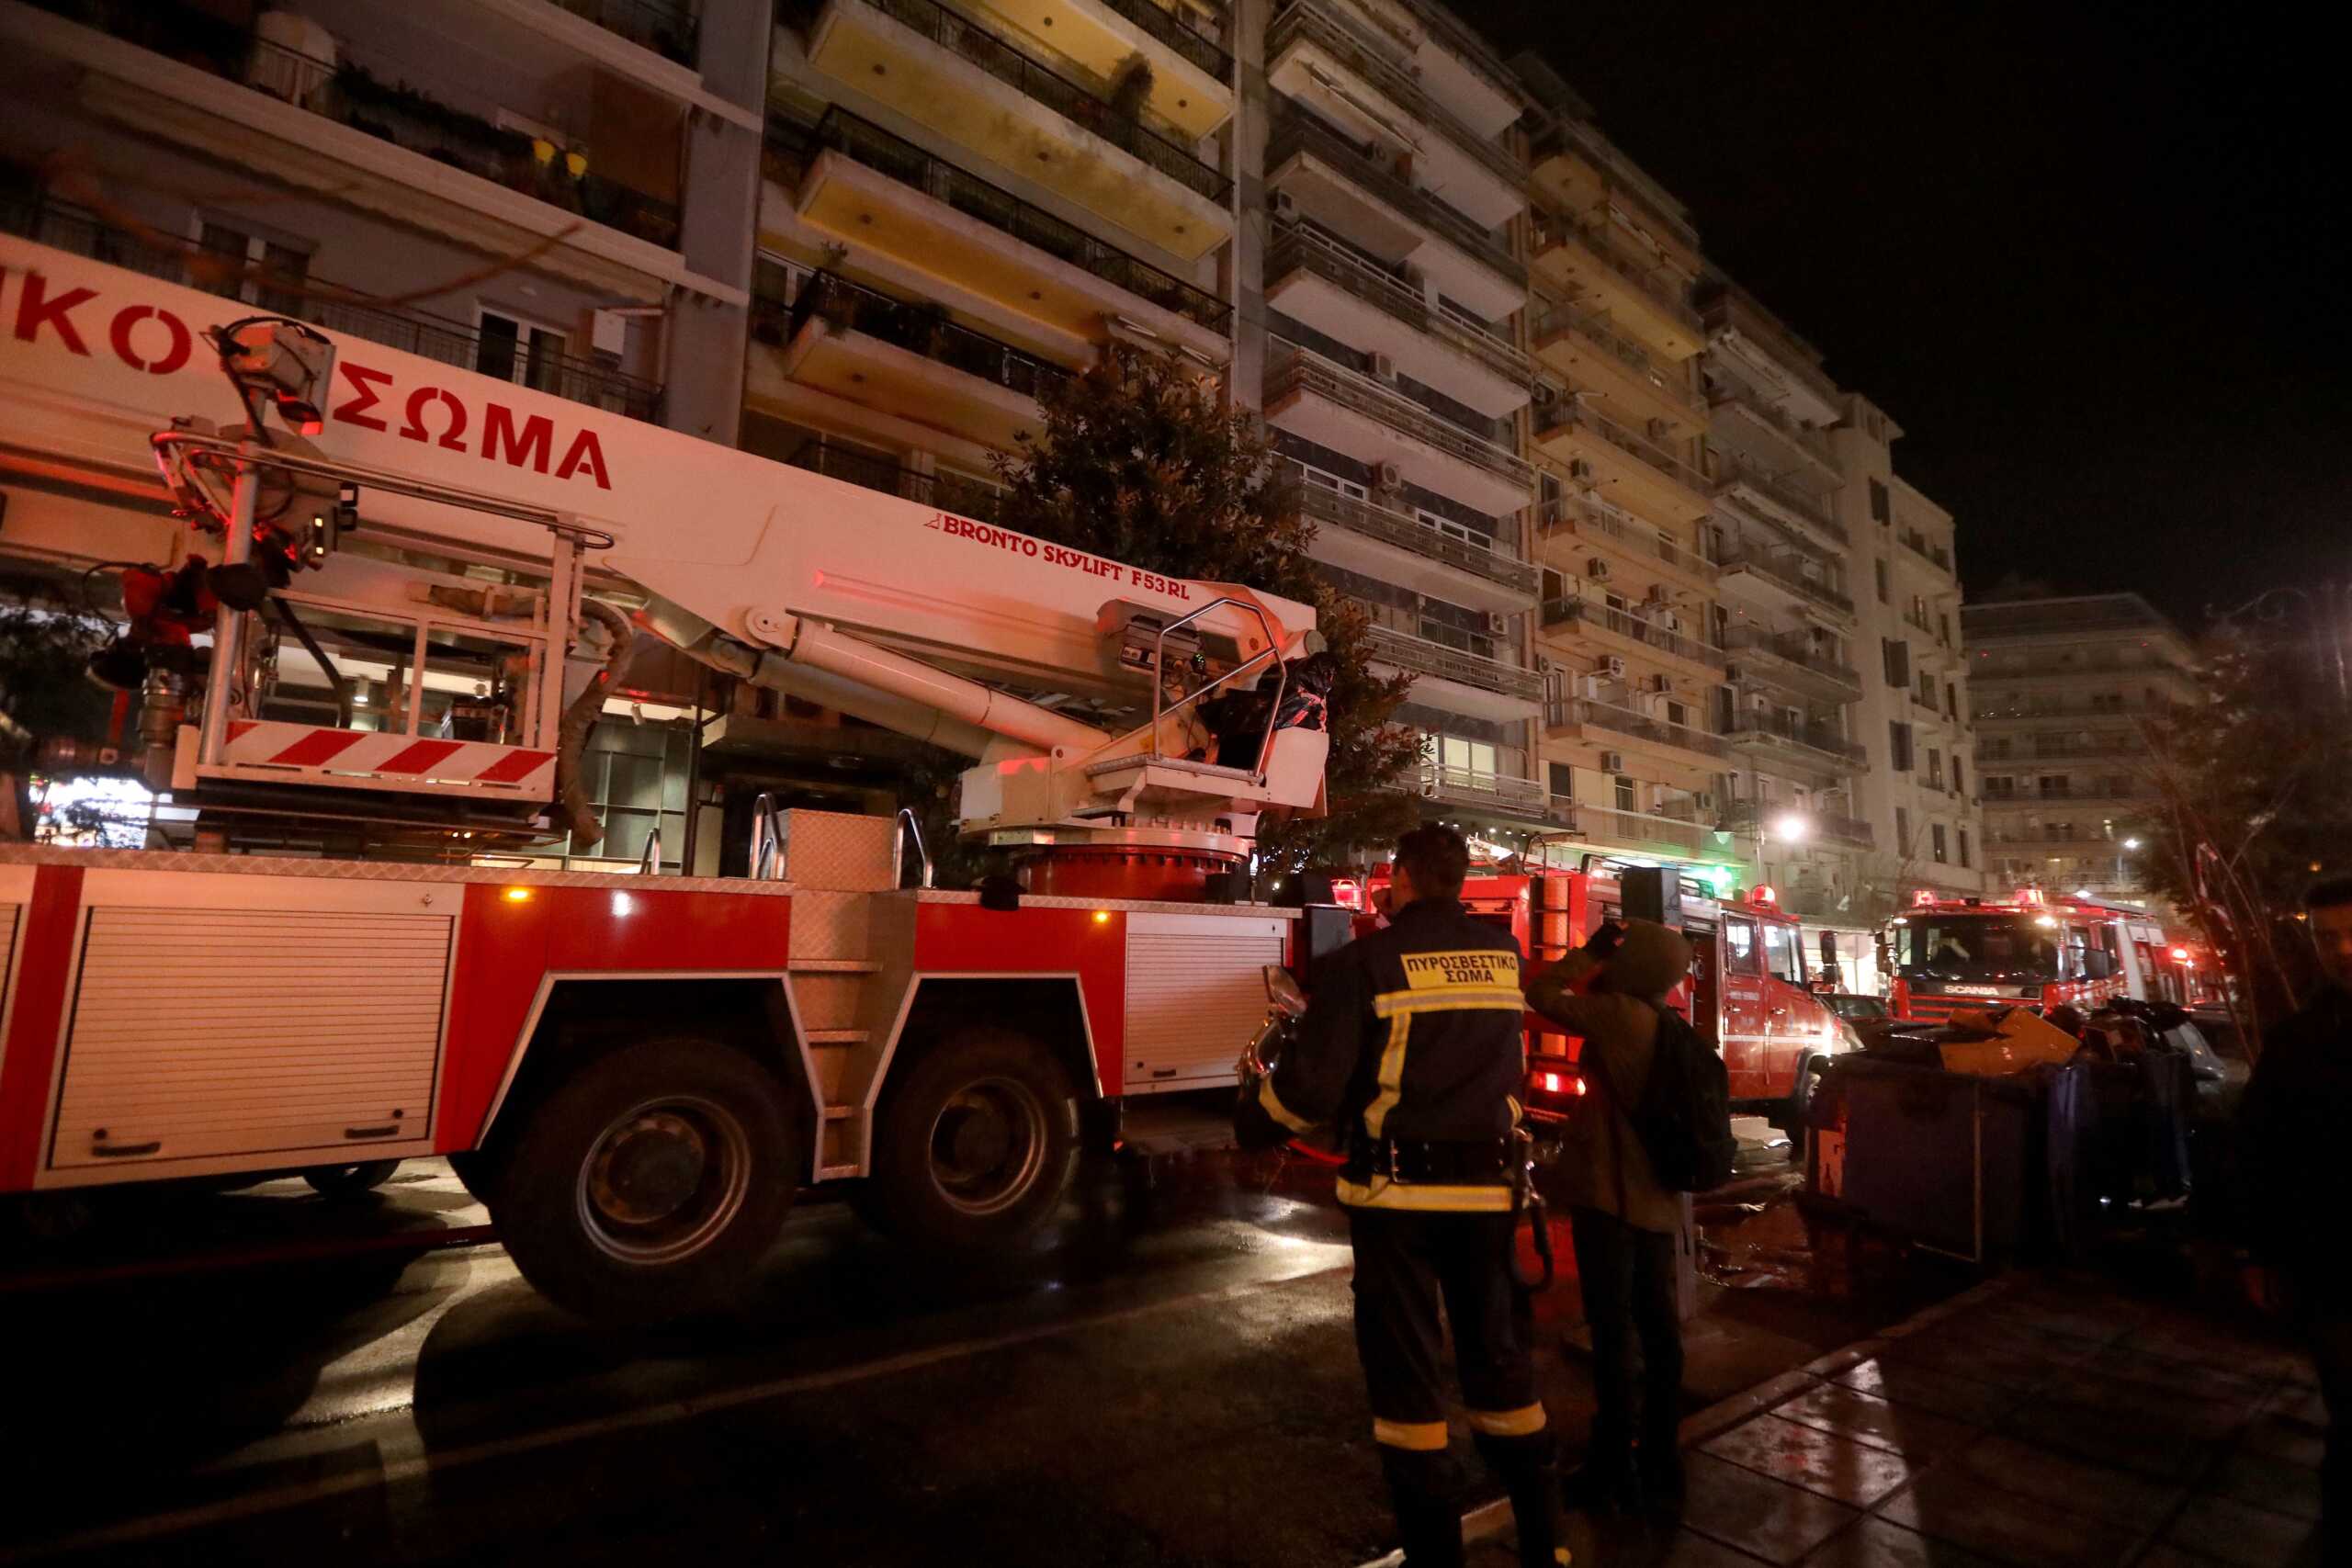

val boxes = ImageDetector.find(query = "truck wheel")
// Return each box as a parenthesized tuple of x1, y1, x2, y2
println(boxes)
(856, 1028, 1079, 1252)
(305, 1159, 401, 1198)
(490, 1036, 801, 1322)
(447, 1149, 500, 1206)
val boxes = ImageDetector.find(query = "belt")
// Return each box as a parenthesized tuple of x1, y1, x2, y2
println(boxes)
(1348, 1137, 1513, 1184)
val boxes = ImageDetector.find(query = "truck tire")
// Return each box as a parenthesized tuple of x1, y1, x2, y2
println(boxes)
(489, 1036, 802, 1322)
(855, 1028, 1079, 1253)
(447, 1148, 500, 1206)
(305, 1159, 401, 1198)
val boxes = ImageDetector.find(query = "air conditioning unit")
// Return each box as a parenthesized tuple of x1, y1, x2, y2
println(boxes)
(1532, 382, 1558, 407)
(1271, 189, 1297, 216)
(1600, 751, 1625, 773)
(1599, 654, 1627, 679)
(1658, 612, 1684, 635)
(1400, 262, 1426, 288)
(1646, 418, 1671, 440)
(1374, 462, 1402, 490)
(1485, 612, 1508, 634)
(1783, 706, 1804, 727)
(1646, 673, 1672, 694)
(1371, 352, 1398, 381)
(1568, 459, 1594, 480)
(1724, 664, 1743, 683)
(1749, 694, 1770, 711)
(1694, 791, 1716, 810)
(1586, 558, 1611, 581)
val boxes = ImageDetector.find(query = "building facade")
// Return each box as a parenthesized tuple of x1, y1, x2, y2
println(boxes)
(1962, 593, 2199, 905)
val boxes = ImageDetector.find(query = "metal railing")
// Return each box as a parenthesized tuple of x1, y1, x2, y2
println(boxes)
(1366, 626, 1544, 700)
(765, 110, 1230, 333)
(1527, 210, 1701, 333)
(1267, 5, 1517, 186)
(1723, 710, 1868, 766)
(1709, 378, 1839, 470)
(845, 0, 1231, 202)
(1546, 697, 1727, 759)
(1899, 530, 1954, 572)
(777, 441, 1007, 521)
(1540, 596, 1723, 669)
(1538, 496, 1717, 581)
(1092, 0, 1231, 78)
(1973, 696, 2178, 721)
(1532, 302, 1697, 411)
(1267, 344, 1534, 489)
(1266, 112, 1523, 285)
(1268, 223, 1531, 388)
(1526, 118, 1702, 255)
(1717, 545, 1855, 615)
(1722, 627, 1862, 692)
(1419, 763, 1547, 814)
(1713, 453, 1848, 541)
(1982, 739, 2148, 763)
(775, 272, 1074, 400)
(1534, 400, 1713, 499)
(1, 197, 664, 421)
(547, 0, 699, 62)
(1549, 797, 1719, 858)
(1719, 800, 1876, 850)
(1284, 479, 1537, 595)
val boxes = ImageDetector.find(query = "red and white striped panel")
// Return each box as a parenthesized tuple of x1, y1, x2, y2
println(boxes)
(211, 720, 555, 798)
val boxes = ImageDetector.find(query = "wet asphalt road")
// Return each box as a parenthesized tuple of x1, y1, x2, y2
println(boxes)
(0, 1123, 1883, 1568)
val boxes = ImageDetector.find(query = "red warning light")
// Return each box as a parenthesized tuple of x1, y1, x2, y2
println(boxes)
(1750, 884, 1778, 908)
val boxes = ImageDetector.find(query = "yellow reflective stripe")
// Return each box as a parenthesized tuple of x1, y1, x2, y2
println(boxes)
(1362, 1012, 1411, 1139)
(1335, 1177, 1515, 1213)
(1465, 1404, 1549, 1438)
(1257, 1075, 1317, 1134)
(1373, 1417, 1451, 1451)
(1373, 987, 1527, 1017)
(1507, 1095, 1524, 1127)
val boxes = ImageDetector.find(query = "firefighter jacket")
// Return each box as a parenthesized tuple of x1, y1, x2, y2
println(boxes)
(1236, 897, 1525, 1212)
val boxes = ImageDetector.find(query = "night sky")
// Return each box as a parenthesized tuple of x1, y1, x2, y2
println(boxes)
(1453, 3, 2348, 630)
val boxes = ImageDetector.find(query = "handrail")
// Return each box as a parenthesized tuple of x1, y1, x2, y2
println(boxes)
(1283, 476, 1536, 592)
(1532, 301, 1692, 408)
(896, 807, 934, 888)
(1710, 378, 1839, 469)
(1527, 210, 1701, 333)
(1718, 545, 1855, 615)
(1267, 4, 1518, 186)
(1538, 495, 1717, 581)
(1713, 454, 1848, 541)
(1540, 596, 1722, 669)
(1546, 696, 1728, 759)
(1536, 400, 1712, 498)
(1268, 223, 1532, 386)
(1094, 0, 1231, 78)
(1267, 344, 1533, 487)
(638, 827, 663, 874)
(1134, 597, 1285, 772)
(751, 791, 789, 880)
(1266, 112, 1523, 285)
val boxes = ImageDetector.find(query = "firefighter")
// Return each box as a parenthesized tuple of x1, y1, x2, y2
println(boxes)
(1236, 825, 1563, 1568)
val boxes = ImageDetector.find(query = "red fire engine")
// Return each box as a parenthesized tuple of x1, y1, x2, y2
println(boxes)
(0, 235, 1345, 1319)
(1883, 887, 2203, 1021)
(1350, 863, 1857, 1146)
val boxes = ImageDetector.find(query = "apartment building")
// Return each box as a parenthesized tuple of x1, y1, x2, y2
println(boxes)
(0, 0, 772, 866)
(1962, 592, 2198, 905)
(1837, 398, 1983, 917)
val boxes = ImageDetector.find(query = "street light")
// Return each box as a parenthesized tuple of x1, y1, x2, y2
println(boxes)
(1770, 812, 1811, 844)
(2122, 837, 2142, 851)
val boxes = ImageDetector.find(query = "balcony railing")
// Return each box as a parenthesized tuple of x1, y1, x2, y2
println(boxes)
(34, 0, 684, 248)
(1267, 112, 1523, 285)
(547, 0, 699, 63)
(765, 110, 1230, 333)
(1527, 210, 1701, 333)
(1538, 496, 1717, 582)
(1418, 763, 1547, 815)
(1093, 0, 1231, 79)
(1, 196, 663, 420)
(1540, 596, 1723, 670)
(1718, 545, 1855, 615)
(1720, 800, 1876, 851)
(1981, 739, 2148, 763)
(779, 441, 1006, 521)
(774, 272, 1074, 400)
(1546, 696, 1728, 759)
(847, 0, 1231, 202)
(1268, 5, 1517, 186)
(1549, 798, 1719, 859)
(1713, 453, 1847, 541)
(1721, 627, 1863, 693)
(1268, 223, 1531, 388)
(1366, 626, 1544, 701)
(1268, 345, 1534, 490)
(1724, 711, 1868, 767)
(1284, 479, 1537, 595)
(1533, 302, 1696, 410)
(1709, 378, 1839, 470)
(1535, 400, 1713, 500)
(1899, 530, 1955, 572)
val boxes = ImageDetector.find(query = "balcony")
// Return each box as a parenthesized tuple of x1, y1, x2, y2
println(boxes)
(1973, 697, 2177, 724)
(1721, 800, 1876, 852)
(1981, 739, 2147, 764)
(1899, 529, 1955, 575)
(1266, 223, 1531, 417)
(777, 440, 1005, 520)
(3, 195, 663, 421)
(763, 110, 1228, 359)
(752, 272, 1072, 450)
(966, 0, 1232, 140)
(1713, 453, 1847, 546)
(1708, 378, 1840, 479)
(1531, 399, 1713, 525)
(1718, 545, 1855, 620)
(1546, 697, 1729, 767)
(1266, 5, 1519, 224)
(548, 0, 699, 63)
(806, 0, 1232, 261)
(1528, 209, 1702, 360)
(1285, 479, 1536, 612)
(1418, 763, 1548, 818)
(1721, 627, 1864, 702)
(1532, 301, 1702, 431)
(1365, 625, 1542, 721)
(1265, 111, 1523, 321)
(1538, 496, 1716, 592)
(1265, 344, 1534, 517)
(1549, 798, 1723, 862)
(1724, 711, 1869, 773)
(1540, 596, 1724, 676)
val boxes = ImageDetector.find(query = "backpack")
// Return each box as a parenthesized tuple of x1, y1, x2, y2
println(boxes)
(1588, 1004, 1737, 1195)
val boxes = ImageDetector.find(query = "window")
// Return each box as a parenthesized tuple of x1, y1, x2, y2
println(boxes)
(1874, 558, 1890, 604)
(1958, 829, 1972, 869)
(1869, 479, 1890, 525)
(1939, 613, 1953, 646)
(1895, 806, 1911, 852)
(1548, 761, 1573, 799)
(477, 305, 571, 395)
(2089, 691, 2126, 713)
(1883, 639, 1910, 687)
(2040, 775, 2070, 799)
(1931, 823, 1949, 863)
(1435, 735, 1498, 776)
(198, 220, 311, 316)
(1952, 757, 1964, 795)
(1614, 774, 1637, 813)
(1926, 748, 1943, 788)
(1888, 720, 1914, 773)
(1984, 775, 2014, 799)
(1760, 920, 1804, 984)
(1722, 916, 1759, 975)
(1945, 681, 1958, 717)
(1665, 700, 1689, 728)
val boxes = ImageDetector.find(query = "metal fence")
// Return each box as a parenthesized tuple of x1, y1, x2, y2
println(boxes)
(1546, 696, 1728, 758)
(784, 272, 1074, 400)
(1285, 480, 1537, 594)
(1269, 222, 1530, 387)
(1266, 112, 1523, 285)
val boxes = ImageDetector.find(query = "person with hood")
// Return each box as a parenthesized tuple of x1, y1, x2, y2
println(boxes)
(1524, 918, 1694, 1514)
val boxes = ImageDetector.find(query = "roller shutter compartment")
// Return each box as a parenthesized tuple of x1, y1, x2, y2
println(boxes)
(1122, 913, 1287, 1093)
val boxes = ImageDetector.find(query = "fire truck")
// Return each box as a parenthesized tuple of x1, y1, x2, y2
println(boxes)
(1351, 862, 1856, 1147)
(0, 234, 1347, 1319)
(1883, 887, 2198, 1021)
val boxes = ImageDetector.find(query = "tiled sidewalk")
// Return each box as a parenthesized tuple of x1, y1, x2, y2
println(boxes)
(1470, 1272, 2328, 1567)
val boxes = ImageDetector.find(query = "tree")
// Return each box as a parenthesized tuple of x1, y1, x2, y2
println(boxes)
(980, 343, 1420, 876)
(0, 596, 116, 840)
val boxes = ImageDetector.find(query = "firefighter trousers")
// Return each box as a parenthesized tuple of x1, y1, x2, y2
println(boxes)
(1348, 1206, 1561, 1568)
